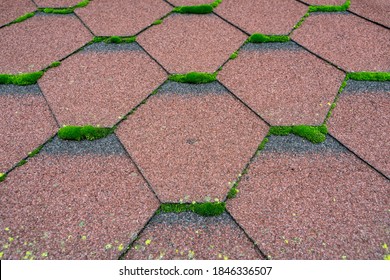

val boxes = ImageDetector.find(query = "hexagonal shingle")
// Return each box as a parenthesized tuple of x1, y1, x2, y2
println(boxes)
(125, 212, 262, 260)
(137, 13, 247, 74)
(349, 0, 390, 28)
(227, 135, 390, 259)
(214, 0, 307, 35)
(0, 0, 36, 27)
(34, 0, 80, 7)
(0, 13, 92, 74)
(39, 43, 167, 127)
(218, 42, 345, 126)
(116, 82, 268, 202)
(0, 136, 159, 259)
(0, 85, 57, 173)
(75, 0, 172, 36)
(328, 81, 390, 178)
(292, 13, 390, 72)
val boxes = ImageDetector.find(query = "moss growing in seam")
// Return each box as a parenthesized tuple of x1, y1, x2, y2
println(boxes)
(247, 33, 290, 43)
(347, 72, 390, 82)
(0, 71, 44, 86)
(74, 0, 90, 8)
(269, 125, 328, 144)
(41, 8, 74, 14)
(158, 202, 225, 216)
(211, 0, 223, 8)
(152, 19, 163, 25)
(227, 187, 239, 199)
(169, 72, 217, 84)
(293, 12, 309, 30)
(173, 4, 214, 14)
(49, 61, 61, 69)
(0, 173, 6, 182)
(28, 145, 44, 158)
(40, 0, 90, 13)
(16, 159, 27, 167)
(93, 36, 136, 44)
(308, 0, 350, 12)
(11, 12, 35, 24)
(230, 51, 238, 59)
(58, 125, 114, 141)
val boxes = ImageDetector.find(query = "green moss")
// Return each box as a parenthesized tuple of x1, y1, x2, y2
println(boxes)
(16, 160, 27, 167)
(93, 36, 136, 44)
(28, 145, 44, 158)
(152, 19, 163, 25)
(293, 12, 309, 30)
(0, 173, 7, 182)
(169, 72, 217, 84)
(158, 202, 225, 216)
(0, 71, 44, 86)
(324, 76, 349, 123)
(269, 126, 292, 136)
(173, 4, 214, 14)
(257, 137, 269, 152)
(49, 61, 61, 68)
(227, 187, 239, 199)
(347, 72, 390, 81)
(308, 0, 350, 12)
(211, 0, 223, 8)
(247, 33, 290, 43)
(230, 51, 238, 59)
(74, 0, 90, 8)
(269, 125, 328, 144)
(11, 12, 35, 24)
(58, 125, 114, 141)
(41, 8, 74, 14)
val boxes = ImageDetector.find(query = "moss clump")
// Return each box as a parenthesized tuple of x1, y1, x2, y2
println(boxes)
(93, 36, 136, 44)
(230, 51, 238, 59)
(211, 0, 222, 8)
(11, 12, 35, 24)
(49, 61, 61, 68)
(152, 19, 163, 25)
(0, 173, 6, 182)
(158, 202, 225, 216)
(169, 72, 217, 84)
(269, 125, 328, 144)
(0, 71, 44, 86)
(308, 0, 350, 12)
(227, 187, 239, 199)
(173, 4, 214, 14)
(74, 0, 90, 8)
(247, 33, 290, 43)
(347, 72, 390, 82)
(58, 125, 114, 141)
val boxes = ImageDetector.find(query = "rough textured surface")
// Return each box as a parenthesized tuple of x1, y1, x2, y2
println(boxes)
(75, 0, 172, 36)
(125, 212, 262, 260)
(0, 136, 159, 260)
(0, 85, 57, 173)
(219, 43, 344, 126)
(34, 0, 80, 7)
(349, 0, 390, 28)
(0, 13, 92, 74)
(301, 0, 346, 5)
(137, 14, 247, 73)
(116, 82, 268, 202)
(0, 0, 36, 27)
(292, 13, 390, 72)
(328, 81, 390, 178)
(39, 43, 167, 127)
(214, 0, 307, 35)
(227, 135, 390, 259)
